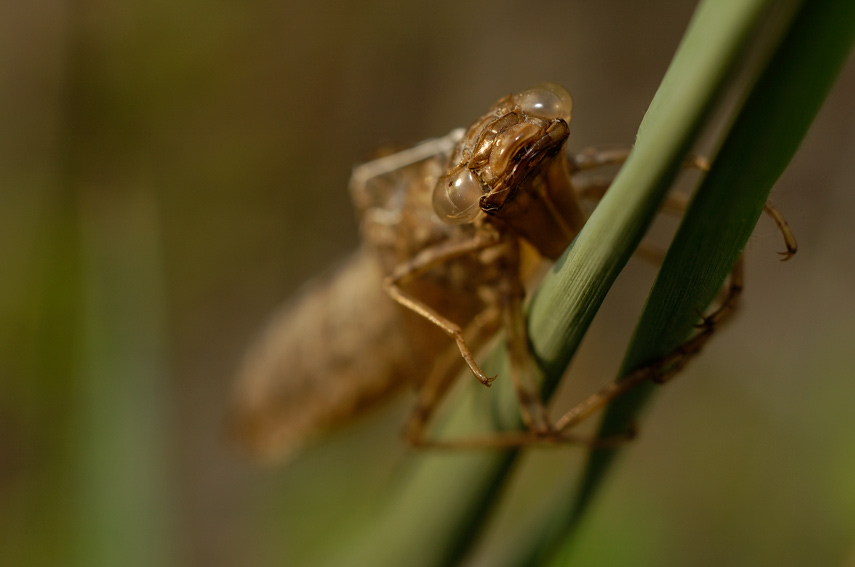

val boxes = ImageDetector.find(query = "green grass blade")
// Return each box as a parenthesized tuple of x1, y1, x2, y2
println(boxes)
(72, 190, 176, 567)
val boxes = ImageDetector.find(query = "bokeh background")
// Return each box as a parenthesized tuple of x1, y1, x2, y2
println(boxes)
(2, 1, 854, 566)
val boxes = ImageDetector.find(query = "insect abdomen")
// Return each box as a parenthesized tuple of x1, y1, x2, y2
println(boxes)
(230, 247, 439, 460)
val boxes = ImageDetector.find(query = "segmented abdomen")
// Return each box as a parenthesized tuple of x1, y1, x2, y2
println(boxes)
(230, 247, 446, 460)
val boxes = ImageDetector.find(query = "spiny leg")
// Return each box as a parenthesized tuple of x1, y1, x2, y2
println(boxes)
(567, 147, 630, 173)
(658, 193, 796, 260)
(551, 327, 717, 433)
(410, 428, 634, 450)
(573, 148, 797, 260)
(350, 129, 464, 201)
(576, 189, 795, 263)
(763, 202, 797, 260)
(569, 147, 708, 174)
(552, 254, 744, 433)
(404, 305, 503, 446)
(384, 232, 502, 386)
(498, 239, 553, 434)
(698, 254, 744, 329)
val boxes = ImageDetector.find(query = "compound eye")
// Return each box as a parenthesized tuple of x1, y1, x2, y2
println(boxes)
(514, 83, 573, 122)
(433, 168, 482, 223)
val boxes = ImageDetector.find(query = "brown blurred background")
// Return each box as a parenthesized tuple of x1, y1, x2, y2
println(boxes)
(1, 1, 853, 566)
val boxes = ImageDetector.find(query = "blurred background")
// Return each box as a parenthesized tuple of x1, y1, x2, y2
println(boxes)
(1, 0, 853, 565)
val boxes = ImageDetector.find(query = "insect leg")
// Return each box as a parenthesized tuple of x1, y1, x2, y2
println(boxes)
(384, 233, 503, 386)
(763, 202, 798, 260)
(575, 177, 797, 260)
(656, 193, 797, 260)
(350, 129, 464, 200)
(567, 147, 630, 172)
(403, 305, 502, 446)
(697, 254, 744, 329)
(667, 159, 797, 259)
(569, 147, 708, 173)
(409, 430, 632, 450)
(544, 246, 745, 435)
(499, 240, 553, 434)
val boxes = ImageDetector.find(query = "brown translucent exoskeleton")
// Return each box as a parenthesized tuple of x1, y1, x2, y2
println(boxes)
(230, 84, 796, 460)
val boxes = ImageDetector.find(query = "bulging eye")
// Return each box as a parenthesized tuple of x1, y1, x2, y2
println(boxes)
(514, 83, 573, 122)
(432, 168, 482, 223)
